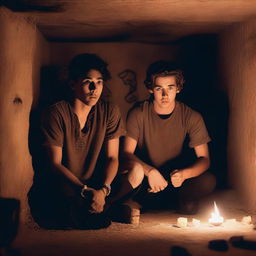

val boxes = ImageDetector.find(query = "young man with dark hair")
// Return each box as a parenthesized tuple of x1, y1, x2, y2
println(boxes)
(40, 53, 125, 229)
(118, 60, 216, 221)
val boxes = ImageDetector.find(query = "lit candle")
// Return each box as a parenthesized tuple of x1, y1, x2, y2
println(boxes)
(208, 201, 224, 226)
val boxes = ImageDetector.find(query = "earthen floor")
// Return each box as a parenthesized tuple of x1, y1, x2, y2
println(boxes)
(13, 190, 256, 256)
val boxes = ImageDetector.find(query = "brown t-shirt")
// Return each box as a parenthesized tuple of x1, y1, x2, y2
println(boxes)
(41, 100, 126, 183)
(126, 100, 211, 169)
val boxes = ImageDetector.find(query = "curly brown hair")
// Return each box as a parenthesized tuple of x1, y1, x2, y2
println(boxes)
(144, 60, 185, 91)
(68, 53, 111, 82)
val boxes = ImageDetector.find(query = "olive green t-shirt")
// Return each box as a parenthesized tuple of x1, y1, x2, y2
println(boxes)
(126, 100, 211, 169)
(41, 100, 126, 183)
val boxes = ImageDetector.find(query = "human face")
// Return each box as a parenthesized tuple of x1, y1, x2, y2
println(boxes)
(149, 75, 179, 113)
(72, 69, 104, 106)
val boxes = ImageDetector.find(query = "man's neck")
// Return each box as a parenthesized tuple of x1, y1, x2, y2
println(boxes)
(72, 98, 92, 117)
(153, 100, 176, 115)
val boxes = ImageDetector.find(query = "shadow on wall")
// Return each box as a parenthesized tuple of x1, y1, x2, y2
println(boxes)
(28, 65, 71, 167)
(176, 34, 229, 189)
(0, 198, 20, 248)
(28, 66, 70, 228)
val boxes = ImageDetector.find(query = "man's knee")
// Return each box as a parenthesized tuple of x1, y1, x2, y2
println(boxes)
(180, 172, 216, 200)
(127, 162, 144, 188)
(196, 172, 216, 195)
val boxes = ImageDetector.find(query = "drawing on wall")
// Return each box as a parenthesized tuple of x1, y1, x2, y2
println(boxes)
(118, 69, 138, 103)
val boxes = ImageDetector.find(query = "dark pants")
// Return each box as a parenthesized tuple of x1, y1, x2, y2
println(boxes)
(29, 176, 110, 230)
(65, 192, 110, 230)
(133, 172, 216, 210)
(58, 180, 112, 230)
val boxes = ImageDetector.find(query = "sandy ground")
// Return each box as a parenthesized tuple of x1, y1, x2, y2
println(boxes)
(10, 190, 256, 256)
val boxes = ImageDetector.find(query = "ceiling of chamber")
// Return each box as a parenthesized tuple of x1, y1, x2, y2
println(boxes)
(3, 0, 256, 43)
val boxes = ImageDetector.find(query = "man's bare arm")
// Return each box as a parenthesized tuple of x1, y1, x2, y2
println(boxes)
(46, 145, 105, 213)
(122, 136, 154, 176)
(46, 145, 84, 189)
(123, 136, 167, 193)
(89, 138, 119, 213)
(183, 143, 210, 179)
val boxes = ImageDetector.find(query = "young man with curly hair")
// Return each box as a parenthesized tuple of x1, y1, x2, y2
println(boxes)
(116, 61, 216, 221)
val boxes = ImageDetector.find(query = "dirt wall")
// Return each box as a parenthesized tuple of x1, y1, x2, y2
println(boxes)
(0, 7, 49, 224)
(220, 18, 256, 211)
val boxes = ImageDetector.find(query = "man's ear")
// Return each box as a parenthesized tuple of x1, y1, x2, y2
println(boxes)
(148, 89, 153, 94)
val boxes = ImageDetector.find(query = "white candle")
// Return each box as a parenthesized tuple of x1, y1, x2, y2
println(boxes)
(241, 216, 252, 224)
(177, 217, 188, 228)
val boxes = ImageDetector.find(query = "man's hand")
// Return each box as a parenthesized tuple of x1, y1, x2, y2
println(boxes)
(147, 168, 168, 193)
(170, 169, 185, 187)
(89, 189, 106, 213)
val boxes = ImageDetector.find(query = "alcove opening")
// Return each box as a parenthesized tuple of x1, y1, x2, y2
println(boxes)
(1, 2, 256, 256)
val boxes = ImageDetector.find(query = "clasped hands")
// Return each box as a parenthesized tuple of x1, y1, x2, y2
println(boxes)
(81, 187, 106, 214)
(147, 168, 185, 193)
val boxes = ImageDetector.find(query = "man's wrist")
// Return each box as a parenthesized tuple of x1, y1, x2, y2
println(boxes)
(80, 184, 88, 198)
(179, 169, 188, 180)
(101, 184, 111, 196)
(100, 187, 108, 197)
(147, 167, 156, 176)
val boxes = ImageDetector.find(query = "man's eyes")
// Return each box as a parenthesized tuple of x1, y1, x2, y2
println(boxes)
(82, 80, 103, 85)
(155, 87, 174, 91)
(82, 80, 90, 85)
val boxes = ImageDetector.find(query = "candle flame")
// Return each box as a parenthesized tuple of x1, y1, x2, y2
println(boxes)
(214, 201, 219, 215)
(209, 201, 224, 225)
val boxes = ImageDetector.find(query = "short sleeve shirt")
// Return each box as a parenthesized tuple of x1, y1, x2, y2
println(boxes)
(126, 100, 211, 168)
(41, 100, 126, 182)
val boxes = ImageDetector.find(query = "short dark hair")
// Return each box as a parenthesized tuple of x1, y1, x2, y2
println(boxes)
(144, 60, 185, 90)
(68, 53, 111, 81)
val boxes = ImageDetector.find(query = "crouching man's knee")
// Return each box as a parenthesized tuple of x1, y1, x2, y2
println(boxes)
(127, 162, 144, 189)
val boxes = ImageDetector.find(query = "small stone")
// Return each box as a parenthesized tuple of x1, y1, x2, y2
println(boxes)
(241, 216, 252, 224)
(177, 217, 188, 228)
(130, 209, 140, 225)
(230, 236, 256, 250)
(171, 246, 192, 256)
(208, 239, 229, 251)
(192, 218, 200, 227)
(229, 236, 244, 246)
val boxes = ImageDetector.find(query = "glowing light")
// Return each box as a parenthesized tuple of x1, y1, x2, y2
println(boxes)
(192, 218, 200, 227)
(208, 201, 224, 226)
